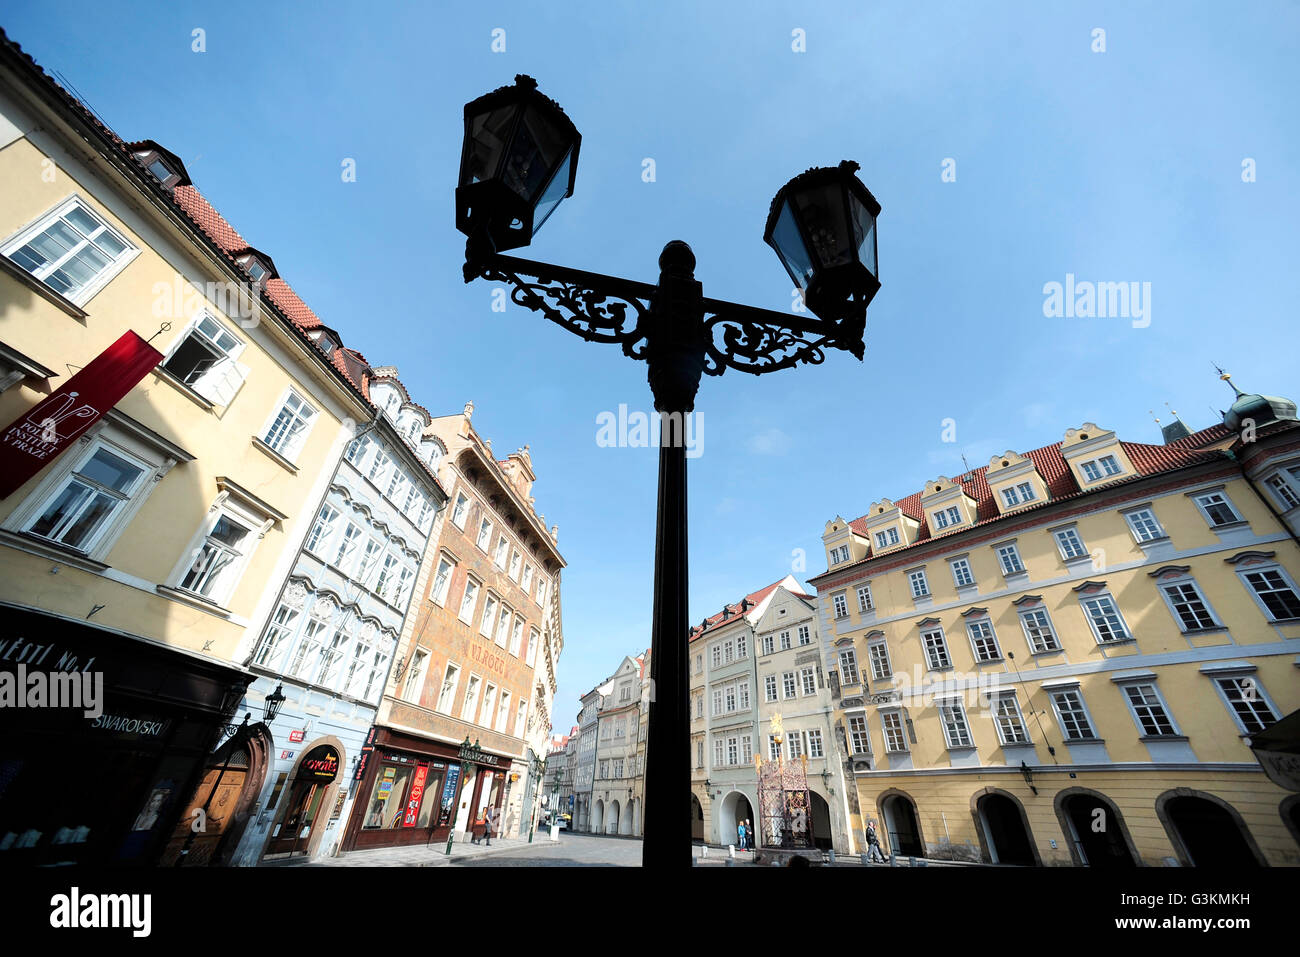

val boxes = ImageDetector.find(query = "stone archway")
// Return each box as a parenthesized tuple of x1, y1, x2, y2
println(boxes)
(591, 798, 605, 833)
(608, 799, 621, 835)
(972, 788, 1039, 866)
(1156, 789, 1265, 867)
(620, 799, 635, 836)
(878, 789, 925, 857)
(1054, 787, 1139, 867)
(717, 790, 753, 847)
(691, 793, 705, 842)
(810, 790, 833, 850)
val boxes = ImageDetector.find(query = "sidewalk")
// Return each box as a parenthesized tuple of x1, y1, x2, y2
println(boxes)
(265, 834, 559, 868)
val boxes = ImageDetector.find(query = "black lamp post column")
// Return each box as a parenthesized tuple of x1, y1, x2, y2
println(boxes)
(643, 240, 705, 869)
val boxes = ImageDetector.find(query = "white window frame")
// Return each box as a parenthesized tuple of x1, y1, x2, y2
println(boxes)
(1079, 593, 1132, 644)
(764, 674, 778, 702)
(1263, 465, 1300, 511)
(1158, 576, 1220, 632)
(526, 627, 539, 667)
(8, 430, 160, 559)
(159, 311, 250, 407)
(966, 618, 1002, 662)
(797, 625, 811, 645)
(989, 691, 1030, 745)
(867, 639, 891, 682)
(800, 667, 816, 696)
(950, 557, 975, 588)
(1123, 506, 1166, 543)
(782, 671, 797, 699)
(832, 592, 848, 618)
(1237, 564, 1300, 622)
(846, 713, 871, 755)
(260, 388, 317, 462)
(838, 649, 860, 685)
(1206, 669, 1280, 735)
(1018, 606, 1061, 654)
(403, 648, 430, 703)
(476, 517, 493, 552)
(995, 542, 1025, 575)
(2, 194, 139, 305)
(921, 627, 951, 670)
(451, 491, 470, 529)
(1052, 526, 1088, 561)
(1047, 684, 1098, 741)
(304, 503, 340, 558)
(907, 568, 930, 598)
(937, 696, 973, 749)
(880, 709, 908, 752)
(431, 554, 456, 606)
(437, 661, 461, 714)
(170, 496, 265, 607)
(856, 584, 873, 612)
(458, 576, 481, 624)
(1191, 489, 1243, 528)
(761, 633, 774, 656)
(1114, 678, 1180, 737)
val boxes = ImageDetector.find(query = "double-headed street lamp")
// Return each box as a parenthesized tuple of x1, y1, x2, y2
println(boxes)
(455, 75, 882, 868)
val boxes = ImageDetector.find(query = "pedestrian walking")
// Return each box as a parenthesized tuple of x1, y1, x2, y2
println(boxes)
(744, 819, 754, 851)
(737, 820, 747, 850)
(484, 805, 497, 846)
(865, 821, 885, 863)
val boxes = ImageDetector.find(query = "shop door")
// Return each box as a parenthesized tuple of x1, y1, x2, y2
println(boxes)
(158, 746, 250, 867)
(265, 779, 327, 857)
(472, 771, 503, 839)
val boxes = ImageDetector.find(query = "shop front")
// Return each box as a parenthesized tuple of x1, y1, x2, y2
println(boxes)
(0, 604, 252, 867)
(340, 727, 509, 852)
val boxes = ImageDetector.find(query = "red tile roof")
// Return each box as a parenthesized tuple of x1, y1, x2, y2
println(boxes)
(690, 578, 812, 640)
(838, 424, 1231, 566)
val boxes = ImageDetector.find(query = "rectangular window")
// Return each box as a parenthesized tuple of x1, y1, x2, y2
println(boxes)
(1100, 455, 1121, 476)
(832, 593, 848, 618)
(1001, 486, 1021, 507)
(847, 715, 870, 754)
(1053, 527, 1087, 560)
(305, 504, 339, 556)
(908, 569, 930, 598)
(767, 735, 780, 761)
(725, 684, 737, 712)
(922, 628, 951, 670)
(480, 684, 497, 729)
(1265, 468, 1300, 510)
(356, 539, 382, 587)
(787, 731, 804, 759)
(996, 543, 1024, 575)
(739, 681, 750, 710)
(1214, 676, 1278, 734)
(782, 672, 797, 699)
(950, 557, 974, 587)
(764, 675, 778, 701)
(375, 554, 401, 602)
(857, 584, 873, 612)
(161, 313, 249, 405)
(255, 604, 299, 668)
(1242, 568, 1300, 620)
(334, 522, 363, 572)
(366, 449, 391, 490)
(262, 390, 316, 461)
(712, 689, 723, 716)
(480, 593, 499, 637)
(967, 620, 1001, 661)
(723, 639, 734, 664)
(797, 625, 811, 645)
(726, 738, 738, 766)
(287, 617, 327, 679)
(992, 693, 1029, 744)
(710, 645, 722, 669)
(868, 642, 891, 681)
(437, 662, 461, 713)
(779, 631, 791, 651)
(742, 735, 753, 764)
(715, 739, 725, 768)
(1194, 491, 1241, 527)
(493, 535, 509, 570)
(1125, 507, 1164, 542)
(800, 668, 816, 696)
(939, 700, 973, 748)
(451, 492, 470, 528)
(1162, 581, 1217, 631)
(495, 604, 512, 648)
(515, 700, 528, 737)
(521, 563, 534, 593)
(179, 510, 254, 601)
(403, 649, 429, 702)
(458, 577, 480, 623)
(1122, 683, 1177, 736)
(476, 518, 493, 551)
(431, 556, 455, 606)
(737, 634, 747, 659)
(1050, 688, 1096, 740)
(761, 634, 774, 655)
(1019, 607, 1060, 653)
(1081, 595, 1130, 643)
(1017, 481, 1036, 501)
(508, 549, 522, 580)
(509, 616, 524, 657)
(881, 711, 907, 752)
(1081, 460, 1103, 482)
(496, 690, 511, 733)
(838, 650, 859, 685)
(24, 443, 148, 553)
(3, 196, 136, 303)
(806, 729, 824, 758)
(526, 628, 539, 667)
(535, 577, 548, 608)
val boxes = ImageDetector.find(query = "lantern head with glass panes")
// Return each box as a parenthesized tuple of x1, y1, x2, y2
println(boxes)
(455, 74, 581, 257)
(764, 160, 881, 352)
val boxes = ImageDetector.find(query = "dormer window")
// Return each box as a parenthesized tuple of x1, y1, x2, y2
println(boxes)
(830, 544, 850, 564)
(308, 329, 338, 356)
(874, 527, 900, 550)
(245, 259, 268, 282)
(1000, 482, 1037, 507)
(932, 505, 961, 529)
(147, 158, 172, 182)
(1080, 455, 1121, 482)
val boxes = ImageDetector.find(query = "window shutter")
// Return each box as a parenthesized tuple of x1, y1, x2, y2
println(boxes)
(194, 357, 250, 406)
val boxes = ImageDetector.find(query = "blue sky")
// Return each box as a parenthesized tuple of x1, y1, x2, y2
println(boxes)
(5, 1, 1297, 733)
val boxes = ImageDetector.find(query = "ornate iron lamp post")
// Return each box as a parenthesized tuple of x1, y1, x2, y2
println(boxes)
(455, 75, 882, 868)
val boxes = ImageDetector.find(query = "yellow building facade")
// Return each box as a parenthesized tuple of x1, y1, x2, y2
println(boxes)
(0, 34, 370, 864)
(810, 398, 1300, 866)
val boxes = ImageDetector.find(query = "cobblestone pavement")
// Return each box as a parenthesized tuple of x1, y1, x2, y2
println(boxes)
(276, 832, 643, 867)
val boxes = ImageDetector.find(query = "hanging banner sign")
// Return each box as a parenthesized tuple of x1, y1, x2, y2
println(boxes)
(0, 331, 163, 498)
(402, 764, 430, 827)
